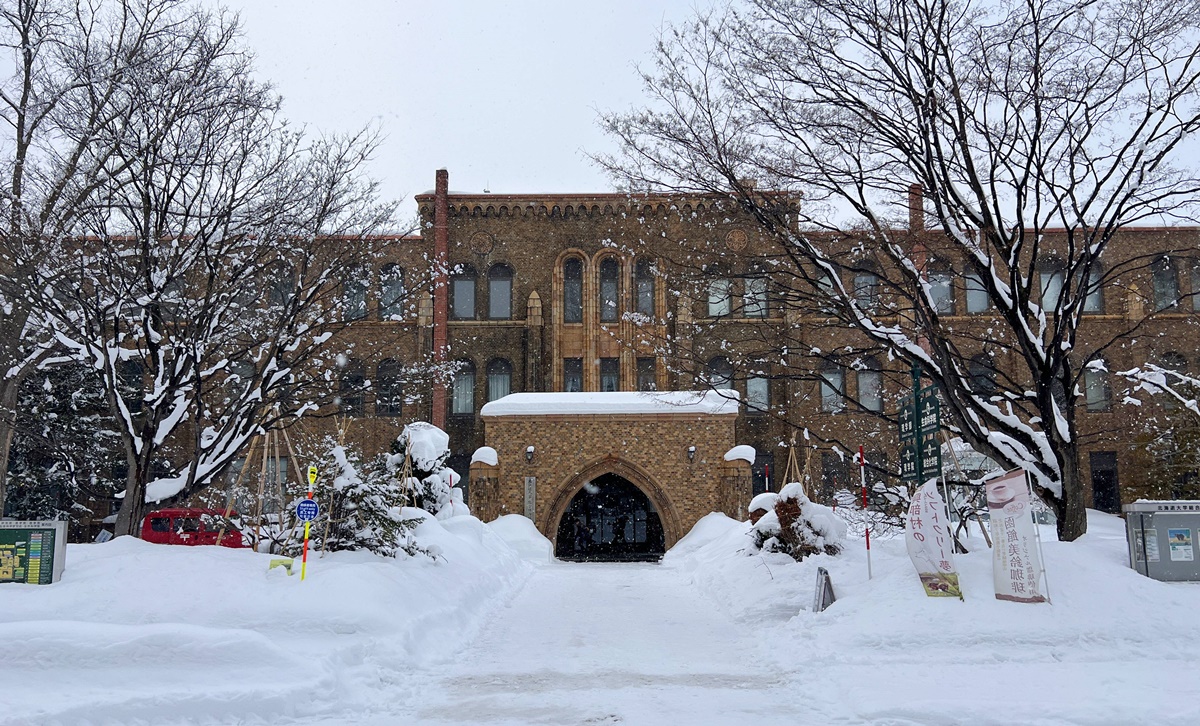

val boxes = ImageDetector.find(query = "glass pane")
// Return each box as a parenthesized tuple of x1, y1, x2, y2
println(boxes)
(452, 278, 475, 319)
(452, 371, 474, 414)
(1084, 269, 1103, 313)
(563, 359, 583, 392)
(1192, 261, 1200, 312)
(820, 370, 844, 412)
(636, 358, 656, 391)
(708, 279, 731, 317)
(489, 277, 511, 319)
(928, 273, 954, 314)
(747, 377, 769, 411)
(966, 272, 989, 314)
(488, 369, 511, 401)
(1085, 369, 1109, 411)
(600, 358, 619, 392)
(1039, 269, 1064, 310)
(600, 259, 619, 322)
(380, 265, 404, 319)
(708, 358, 732, 390)
(636, 275, 654, 316)
(564, 259, 583, 323)
(1153, 257, 1178, 311)
(858, 370, 882, 411)
(854, 273, 879, 311)
(744, 277, 768, 317)
(343, 278, 367, 321)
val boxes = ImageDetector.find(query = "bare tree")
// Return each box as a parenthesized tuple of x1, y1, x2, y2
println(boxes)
(35, 4, 398, 536)
(599, 0, 1200, 539)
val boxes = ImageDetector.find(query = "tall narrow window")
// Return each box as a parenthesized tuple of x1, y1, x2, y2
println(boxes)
(376, 358, 403, 416)
(816, 273, 837, 313)
(1084, 268, 1104, 313)
(451, 361, 475, 415)
(1084, 359, 1111, 412)
(379, 263, 405, 320)
(488, 264, 513, 320)
(1192, 260, 1200, 312)
(487, 359, 512, 401)
(744, 276, 768, 318)
(267, 262, 294, 311)
(708, 277, 732, 317)
(635, 259, 655, 316)
(599, 258, 620, 322)
(707, 356, 733, 390)
(600, 357, 620, 391)
(747, 376, 769, 412)
(563, 258, 583, 323)
(563, 358, 583, 392)
(1152, 256, 1179, 311)
(854, 271, 880, 312)
(342, 271, 367, 321)
(1090, 451, 1120, 513)
(118, 360, 144, 413)
(451, 266, 476, 320)
(970, 354, 997, 396)
(928, 271, 954, 315)
(966, 272, 990, 314)
(339, 359, 365, 416)
(636, 357, 656, 391)
(857, 358, 883, 412)
(820, 365, 845, 413)
(1159, 352, 1187, 410)
(1039, 263, 1064, 311)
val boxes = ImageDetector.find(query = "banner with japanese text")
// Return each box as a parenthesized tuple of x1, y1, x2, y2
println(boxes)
(905, 479, 962, 598)
(986, 468, 1047, 603)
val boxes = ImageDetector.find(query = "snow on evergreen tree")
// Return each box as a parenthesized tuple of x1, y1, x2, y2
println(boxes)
(749, 482, 847, 561)
(388, 422, 469, 519)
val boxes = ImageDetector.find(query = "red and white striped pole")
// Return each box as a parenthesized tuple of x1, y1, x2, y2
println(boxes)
(860, 445, 872, 580)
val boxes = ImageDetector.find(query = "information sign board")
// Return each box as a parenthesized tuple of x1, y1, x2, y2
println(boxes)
(295, 499, 320, 522)
(0, 520, 67, 584)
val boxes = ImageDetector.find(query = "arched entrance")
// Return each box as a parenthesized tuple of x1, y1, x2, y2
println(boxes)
(554, 473, 665, 561)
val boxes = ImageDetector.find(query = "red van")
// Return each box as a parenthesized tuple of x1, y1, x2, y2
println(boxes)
(140, 508, 248, 548)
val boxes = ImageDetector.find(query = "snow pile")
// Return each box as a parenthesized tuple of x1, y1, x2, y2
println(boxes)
(665, 509, 1200, 723)
(471, 446, 498, 466)
(488, 514, 555, 563)
(750, 482, 847, 560)
(396, 421, 450, 471)
(723, 444, 756, 463)
(389, 422, 468, 519)
(0, 514, 531, 725)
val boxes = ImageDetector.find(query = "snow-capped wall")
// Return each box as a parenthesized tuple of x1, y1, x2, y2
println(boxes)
(480, 390, 740, 417)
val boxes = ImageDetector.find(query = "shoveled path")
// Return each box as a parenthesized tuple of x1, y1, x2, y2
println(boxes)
(401, 562, 804, 725)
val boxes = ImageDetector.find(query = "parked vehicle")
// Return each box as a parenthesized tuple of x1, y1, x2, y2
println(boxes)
(140, 508, 247, 548)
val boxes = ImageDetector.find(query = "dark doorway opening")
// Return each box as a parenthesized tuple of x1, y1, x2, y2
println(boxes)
(555, 473, 664, 561)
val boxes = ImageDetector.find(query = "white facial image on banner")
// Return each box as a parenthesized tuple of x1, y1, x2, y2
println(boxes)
(985, 469, 1047, 603)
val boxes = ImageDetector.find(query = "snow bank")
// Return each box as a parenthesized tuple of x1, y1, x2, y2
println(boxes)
(488, 514, 555, 563)
(723, 444, 756, 463)
(665, 509, 1200, 723)
(0, 514, 530, 724)
(480, 390, 740, 416)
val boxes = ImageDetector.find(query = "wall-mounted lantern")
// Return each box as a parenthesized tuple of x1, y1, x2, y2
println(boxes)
(525, 445, 535, 463)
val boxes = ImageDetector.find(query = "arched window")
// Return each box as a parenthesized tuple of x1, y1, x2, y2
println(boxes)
(451, 361, 476, 415)
(118, 360, 144, 413)
(1153, 256, 1179, 311)
(487, 358, 512, 402)
(857, 357, 883, 411)
(635, 259, 656, 316)
(342, 267, 368, 321)
(376, 358, 403, 416)
(563, 258, 583, 323)
(338, 358, 366, 416)
(488, 264, 513, 320)
(969, 354, 997, 396)
(708, 276, 732, 317)
(599, 257, 620, 322)
(1039, 260, 1065, 311)
(451, 265, 477, 320)
(1084, 358, 1111, 412)
(853, 270, 880, 312)
(707, 356, 733, 390)
(744, 272, 768, 318)
(819, 364, 845, 413)
(379, 263, 405, 320)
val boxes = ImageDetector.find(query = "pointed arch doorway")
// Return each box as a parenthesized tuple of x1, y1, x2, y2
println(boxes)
(554, 472, 665, 561)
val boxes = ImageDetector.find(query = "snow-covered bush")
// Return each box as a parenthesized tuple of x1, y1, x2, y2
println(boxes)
(749, 482, 847, 561)
(388, 422, 469, 519)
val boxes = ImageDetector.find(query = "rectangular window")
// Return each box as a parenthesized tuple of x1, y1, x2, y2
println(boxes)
(600, 358, 620, 392)
(854, 273, 879, 311)
(343, 279, 367, 321)
(452, 278, 475, 319)
(600, 279, 619, 322)
(636, 277, 654, 316)
(563, 358, 583, 392)
(636, 358, 656, 391)
(1040, 269, 1064, 311)
(966, 272, 990, 314)
(928, 273, 954, 315)
(564, 278, 583, 323)
(487, 369, 511, 402)
(1084, 269, 1104, 313)
(708, 278, 732, 317)
(1153, 257, 1179, 311)
(489, 277, 511, 319)
(746, 376, 769, 412)
(820, 369, 845, 413)
(1192, 261, 1200, 312)
(1085, 368, 1111, 411)
(858, 369, 883, 412)
(744, 277, 768, 318)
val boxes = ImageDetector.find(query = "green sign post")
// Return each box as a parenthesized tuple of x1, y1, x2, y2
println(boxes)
(0, 520, 67, 584)
(900, 363, 942, 483)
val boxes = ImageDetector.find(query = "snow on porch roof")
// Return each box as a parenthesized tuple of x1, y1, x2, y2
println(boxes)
(480, 390, 740, 417)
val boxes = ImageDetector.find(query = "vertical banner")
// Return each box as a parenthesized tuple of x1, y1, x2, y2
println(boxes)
(905, 480, 962, 598)
(986, 468, 1047, 603)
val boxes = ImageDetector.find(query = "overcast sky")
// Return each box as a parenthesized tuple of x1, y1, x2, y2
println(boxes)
(215, 1, 706, 222)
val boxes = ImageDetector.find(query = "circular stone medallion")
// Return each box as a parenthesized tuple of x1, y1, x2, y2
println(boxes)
(469, 231, 494, 255)
(725, 228, 749, 252)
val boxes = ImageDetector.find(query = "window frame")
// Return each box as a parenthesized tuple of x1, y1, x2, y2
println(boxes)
(599, 257, 620, 323)
(379, 263, 405, 320)
(487, 264, 513, 320)
(451, 360, 476, 416)
(486, 358, 513, 402)
(563, 258, 584, 324)
(375, 358, 403, 416)
(819, 365, 846, 413)
(450, 266, 478, 320)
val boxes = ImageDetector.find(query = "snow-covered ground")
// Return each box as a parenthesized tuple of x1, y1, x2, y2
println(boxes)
(2, 509, 1198, 724)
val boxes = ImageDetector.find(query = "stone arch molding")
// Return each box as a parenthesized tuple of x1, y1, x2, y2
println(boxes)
(542, 454, 682, 550)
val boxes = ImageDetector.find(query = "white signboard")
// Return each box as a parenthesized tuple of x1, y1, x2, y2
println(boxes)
(905, 480, 962, 598)
(985, 468, 1047, 603)
(524, 476, 537, 519)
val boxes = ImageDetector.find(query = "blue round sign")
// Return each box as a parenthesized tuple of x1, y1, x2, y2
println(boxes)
(296, 499, 320, 522)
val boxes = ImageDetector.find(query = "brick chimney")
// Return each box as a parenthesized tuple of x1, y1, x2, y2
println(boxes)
(431, 169, 449, 428)
(908, 183, 925, 232)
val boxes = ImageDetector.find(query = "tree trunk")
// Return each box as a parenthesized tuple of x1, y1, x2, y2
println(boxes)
(0, 376, 22, 516)
(1054, 444, 1088, 542)
(114, 461, 148, 537)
